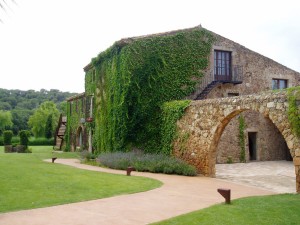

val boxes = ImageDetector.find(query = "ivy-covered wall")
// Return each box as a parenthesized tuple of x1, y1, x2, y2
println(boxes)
(83, 27, 214, 154)
(287, 86, 300, 137)
(65, 94, 90, 151)
(160, 100, 191, 155)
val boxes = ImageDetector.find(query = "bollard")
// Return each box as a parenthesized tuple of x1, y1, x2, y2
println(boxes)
(126, 166, 135, 176)
(52, 157, 57, 163)
(217, 188, 231, 204)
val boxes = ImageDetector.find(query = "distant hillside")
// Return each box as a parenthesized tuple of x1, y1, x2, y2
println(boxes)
(0, 88, 77, 111)
(0, 88, 78, 134)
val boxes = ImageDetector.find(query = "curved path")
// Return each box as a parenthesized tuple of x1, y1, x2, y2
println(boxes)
(0, 159, 275, 225)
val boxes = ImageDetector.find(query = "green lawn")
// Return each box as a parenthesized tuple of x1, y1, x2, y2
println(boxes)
(152, 194, 300, 225)
(0, 146, 162, 213)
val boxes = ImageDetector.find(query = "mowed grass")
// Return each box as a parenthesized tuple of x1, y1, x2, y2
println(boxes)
(0, 146, 162, 213)
(152, 194, 300, 225)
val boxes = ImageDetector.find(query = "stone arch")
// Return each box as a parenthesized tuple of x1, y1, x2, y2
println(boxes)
(76, 126, 84, 148)
(208, 109, 292, 175)
(208, 110, 244, 175)
(173, 90, 300, 192)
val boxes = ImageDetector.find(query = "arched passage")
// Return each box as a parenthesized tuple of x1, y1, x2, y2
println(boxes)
(216, 111, 292, 163)
(76, 126, 84, 148)
(209, 109, 292, 175)
(173, 90, 300, 192)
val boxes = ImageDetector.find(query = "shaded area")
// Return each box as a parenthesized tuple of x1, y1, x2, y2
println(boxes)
(216, 161, 296, 193)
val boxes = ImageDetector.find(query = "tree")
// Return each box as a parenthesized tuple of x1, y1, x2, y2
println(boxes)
(11, 109, 33, 135)
(45, 114, 53, 139)
(3, 130, 13, 145)
(57, 101, 67, 115)
(0, 101, 12, 110)
(0, 110, 13, 134)
(28, 101, 59, 138)
(19, 130, 29, 149)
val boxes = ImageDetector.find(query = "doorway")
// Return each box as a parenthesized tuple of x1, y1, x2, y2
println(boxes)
(248, 132, 257, 160)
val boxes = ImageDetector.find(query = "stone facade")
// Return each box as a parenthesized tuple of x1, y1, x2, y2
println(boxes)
(189, 32, 300, 100)
(187, 30, 300, 168)
(66, 26, 300, 191)
(173, 90, 300, 192)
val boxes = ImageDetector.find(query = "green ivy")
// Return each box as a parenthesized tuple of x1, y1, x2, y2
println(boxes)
(83, 27, 214, 154)
(161, 100, 191, 155)
(65, 95, 93, 151)
(287, 86, 300, 137)
(238, 114, 246, 163)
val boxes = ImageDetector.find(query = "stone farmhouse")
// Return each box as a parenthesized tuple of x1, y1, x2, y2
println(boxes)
(55, 25, 300, 191)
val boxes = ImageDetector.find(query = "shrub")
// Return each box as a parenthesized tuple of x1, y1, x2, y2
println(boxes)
(80, 150, 96, 162)
(45, 114, 53, 139)
(19, 130, 29, 149)
(97, 152, 197, 176)
(3, 130, 13, 145)
(11, 136, 20, 145)
(28, 137, 54, 146)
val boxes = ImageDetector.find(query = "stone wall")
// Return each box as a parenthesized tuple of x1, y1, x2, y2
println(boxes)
(207, 33, 300, 99)
(173, 90, 300, 192)
(189, 32, 300, 100)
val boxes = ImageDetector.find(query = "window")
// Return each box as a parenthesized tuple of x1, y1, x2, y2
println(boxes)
(82, 97, 85, 114)
(214, 50, 232, 81)
(69, 102, 72, 116)
(228, 93, 239, 97)
(272, 79, 287, 90)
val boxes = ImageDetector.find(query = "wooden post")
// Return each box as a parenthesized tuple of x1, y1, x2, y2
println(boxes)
(217, 188, 231, 204)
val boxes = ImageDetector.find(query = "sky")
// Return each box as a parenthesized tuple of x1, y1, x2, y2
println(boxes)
(1, 0, 300, 93)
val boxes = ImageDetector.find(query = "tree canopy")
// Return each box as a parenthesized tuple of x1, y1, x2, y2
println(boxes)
(0, 110, 13, 134)
(28, 101, 60, 138)
(0, 88, 77, 135)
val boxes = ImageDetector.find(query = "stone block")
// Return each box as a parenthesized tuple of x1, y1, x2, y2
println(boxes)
(293, 157, 300, 166)
(295, 149, 300, 157)
(295, 166, 299, 175)
(267, 102, 275, 108)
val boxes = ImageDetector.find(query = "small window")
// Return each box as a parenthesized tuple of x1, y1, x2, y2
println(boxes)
(272, 79, 287, 90)
(228, 93, 239, 97)
(69, 102, 72, 116)
(82, 98, 85, 114)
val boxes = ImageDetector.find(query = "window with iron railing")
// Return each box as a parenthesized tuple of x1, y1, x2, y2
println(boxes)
(214, 50, 232, 81)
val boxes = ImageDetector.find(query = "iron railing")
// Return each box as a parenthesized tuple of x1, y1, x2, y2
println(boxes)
(196, 65, 243, 97)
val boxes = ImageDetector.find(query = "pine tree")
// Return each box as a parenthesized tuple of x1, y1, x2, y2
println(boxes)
(45, 114, 53, 139)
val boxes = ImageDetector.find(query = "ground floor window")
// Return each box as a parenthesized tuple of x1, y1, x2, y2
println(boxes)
(272, 79, 287, 90)
(228, 92, 239, 97)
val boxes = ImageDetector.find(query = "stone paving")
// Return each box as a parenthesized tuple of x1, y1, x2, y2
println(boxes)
(216, 160, 296, 193)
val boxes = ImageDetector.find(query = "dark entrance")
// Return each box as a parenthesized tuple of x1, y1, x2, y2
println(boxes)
(248, 132, 257, 160)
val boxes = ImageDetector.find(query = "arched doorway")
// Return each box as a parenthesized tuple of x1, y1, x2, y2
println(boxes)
(216, 110, 292, 164)
(213, 110, 295, 192)
(76, 126, 83, 149)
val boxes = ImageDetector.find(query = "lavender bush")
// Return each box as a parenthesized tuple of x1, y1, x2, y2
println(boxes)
(97, 152, 197, 176)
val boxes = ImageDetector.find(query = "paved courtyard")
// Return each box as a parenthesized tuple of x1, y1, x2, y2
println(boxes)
(216, 160, 296, 193)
